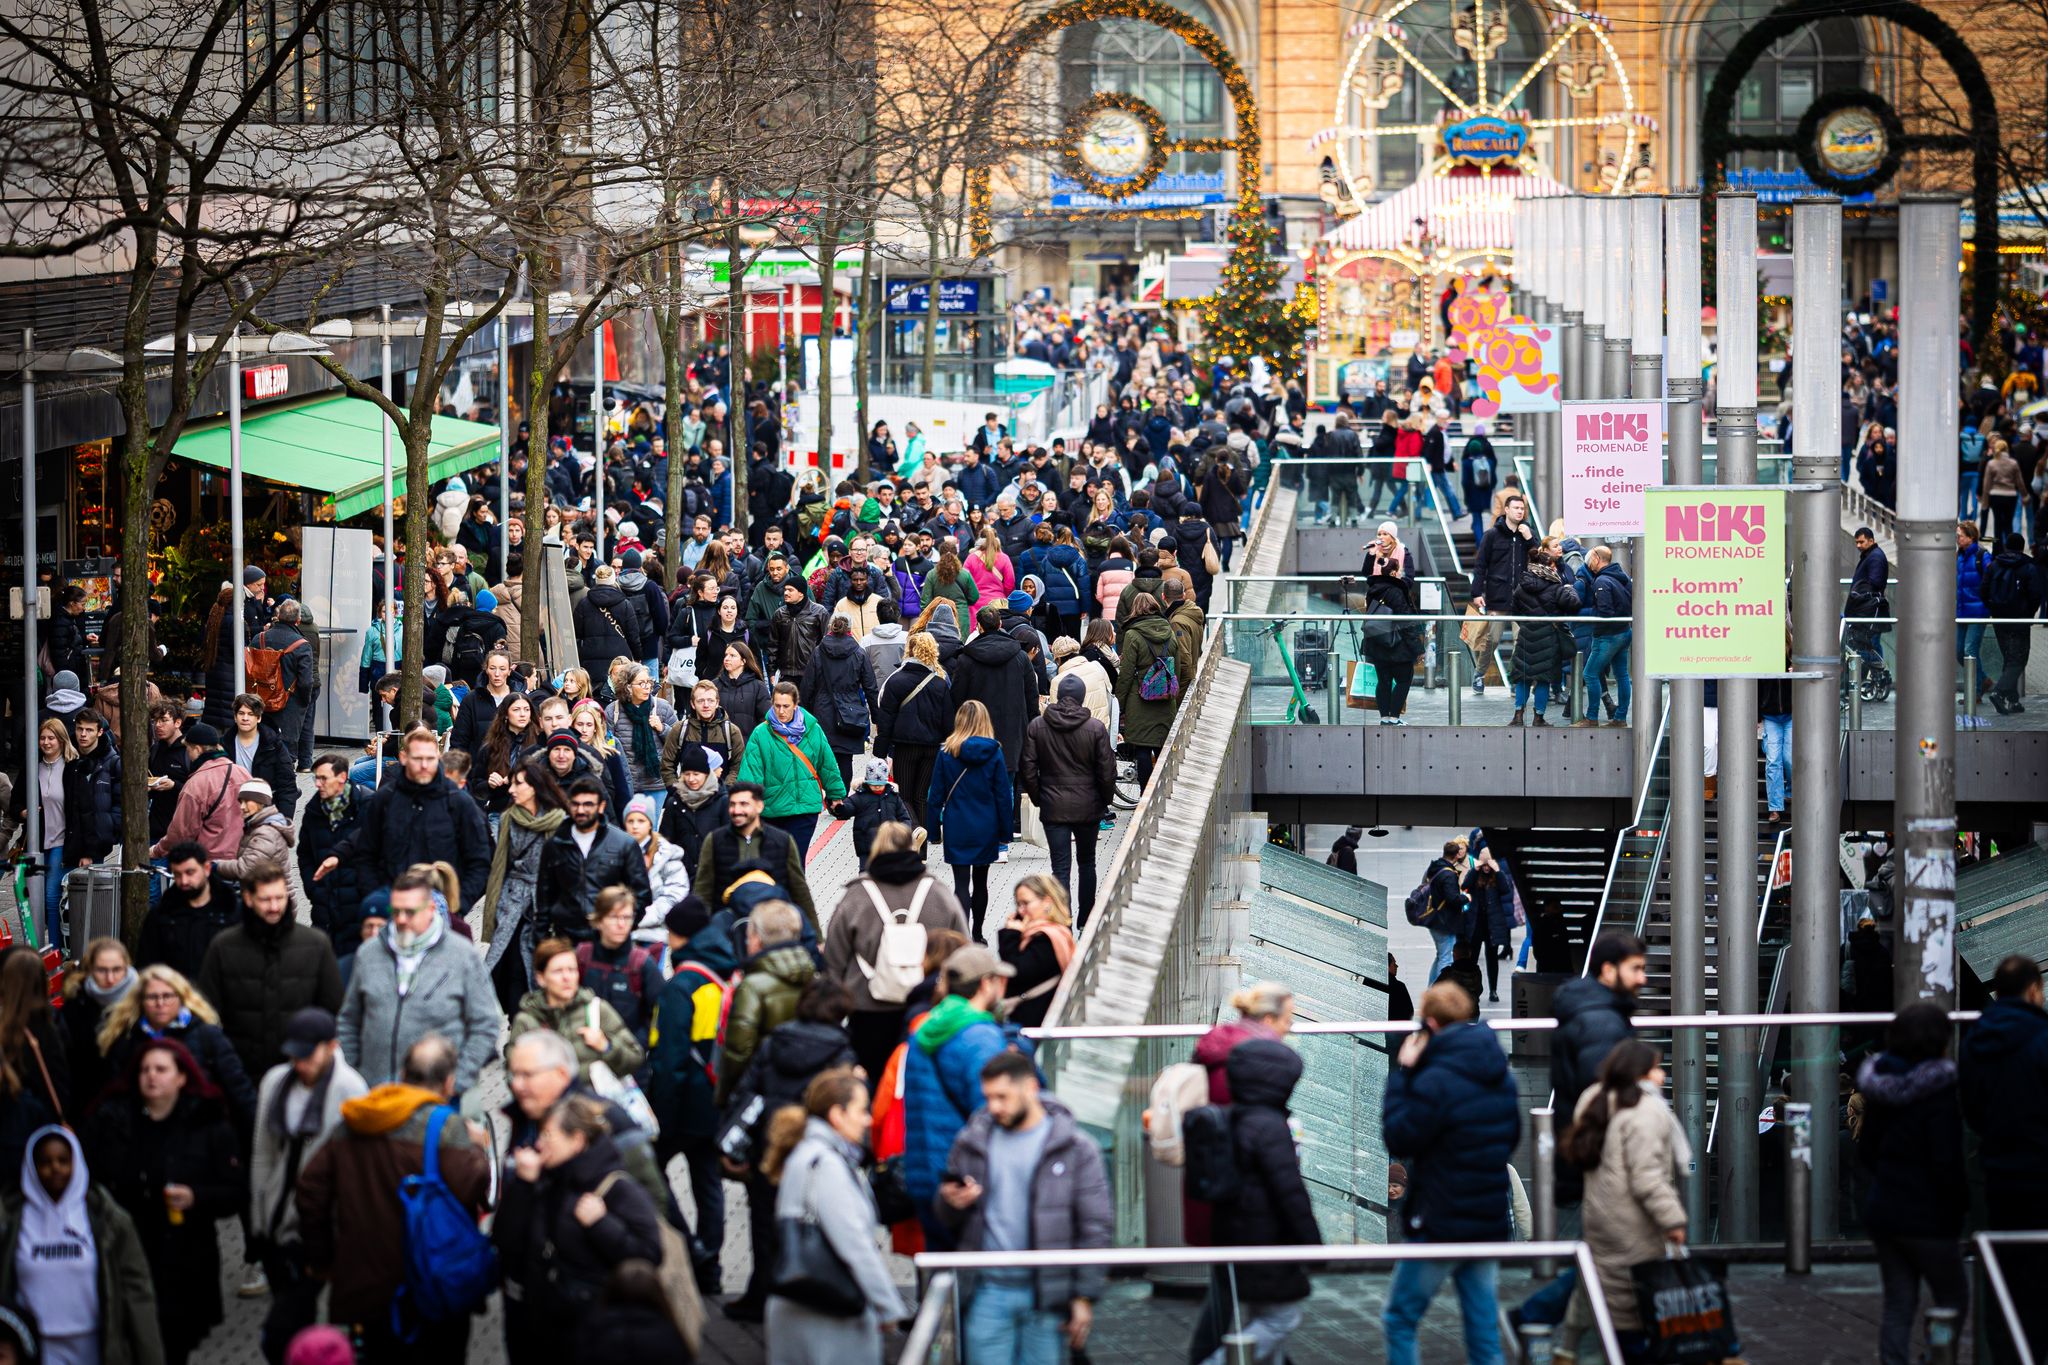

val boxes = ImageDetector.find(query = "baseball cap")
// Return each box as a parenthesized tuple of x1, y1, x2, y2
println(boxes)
(945, 944, 1015, 981)
(281, 1007, 338, 1059)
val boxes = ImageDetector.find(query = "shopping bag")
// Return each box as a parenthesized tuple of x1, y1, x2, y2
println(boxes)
(1015, 794, 1046, 848)
(588, 1060, 661, 1138)
(1629, 1248, 1738, 1363)
(665, 647, 698, 691)
(1344, 659, 1379, 711)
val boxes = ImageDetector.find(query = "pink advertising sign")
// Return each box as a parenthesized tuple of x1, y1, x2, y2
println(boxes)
(1561, 400, 1664, 538)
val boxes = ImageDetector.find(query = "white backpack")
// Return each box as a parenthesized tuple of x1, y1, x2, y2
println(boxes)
(855, 876, 931, 1005)
(1145, 1061, 1212, 1166)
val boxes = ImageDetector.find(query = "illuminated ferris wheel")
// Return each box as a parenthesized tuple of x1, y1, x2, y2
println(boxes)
(1313, 0, 1657, 208)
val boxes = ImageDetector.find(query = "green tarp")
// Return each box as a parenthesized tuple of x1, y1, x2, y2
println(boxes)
(171, 395, 501, 520)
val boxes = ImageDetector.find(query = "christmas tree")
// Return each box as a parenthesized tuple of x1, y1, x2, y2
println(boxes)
(1195, 190, 1317, 377)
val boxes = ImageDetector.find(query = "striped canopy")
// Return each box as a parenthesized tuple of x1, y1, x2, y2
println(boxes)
(1326, 170, 1573, 255)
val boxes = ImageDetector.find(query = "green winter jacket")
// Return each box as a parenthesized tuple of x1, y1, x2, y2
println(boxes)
(746, 571, 807, 633)
(1114, 612, 1184, 748)
(716, 943, 818, 1105)
(733, 707, 847, 820)
(921, 570, 979, 638)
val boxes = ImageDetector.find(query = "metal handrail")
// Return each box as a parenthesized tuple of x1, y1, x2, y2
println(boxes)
(1755, 730, 1851, 1084)
(907, 1243, 1626, 1365)
(1021, 1010, 1981, 1041)
(1576, 702, 1672, 993)
(1975, 1231, 2048, 1365)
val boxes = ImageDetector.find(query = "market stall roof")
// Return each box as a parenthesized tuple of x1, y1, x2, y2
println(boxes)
(1325, 170, 1573, 255)
(1961, 183, 2048, 243)
(172, 394, 501, 520)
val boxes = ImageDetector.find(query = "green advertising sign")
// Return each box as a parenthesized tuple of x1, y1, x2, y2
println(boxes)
(1643, 487, 1788, 676)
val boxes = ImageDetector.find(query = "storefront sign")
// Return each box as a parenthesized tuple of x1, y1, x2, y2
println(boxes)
(885, 280, 983, 316)
(244, 363, 290, 400)
(1440, 115, 1527, 166)
(1561, 399, 1663, 536)
(1643, 487, 1787, 676)
(1338, 358, 1389, 399)
(1049, 171, 1227, 211)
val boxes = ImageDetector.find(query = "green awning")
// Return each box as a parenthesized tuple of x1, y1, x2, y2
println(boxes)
(171, 394, 502, 521)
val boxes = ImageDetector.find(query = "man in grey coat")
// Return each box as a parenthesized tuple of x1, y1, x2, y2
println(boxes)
(337, 865, 502, 1092)
(939, 1049, 1112, 1360)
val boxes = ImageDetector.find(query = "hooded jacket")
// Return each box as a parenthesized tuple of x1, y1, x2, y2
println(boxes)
(875, 658, 955, 756)
(798, 633, 880, 755)
(1382, 1020, 1519, 1242)
(1207, 1042, 1322, 1302)
(927, 736, 1014, 866)
(1959, 996, 2048, 1196)
(1114, 612, 1182, 748)
(644, 918, 742, 1140)
(823, 854, 971, 1012)
(295, 1084, 491, 1322)
(715, 942, 817, 1105)
(715, 669, 772, 738)
(196, 908, 345, 1080)
(297, 781, 376, 955)
(1020, 698, 1116, 825)
(214, 803, 295, 885)
(574, 584, 644, 680)
(946, 632, 1038, 768)
(507, 985, 647, 1080)
(1509, 563, 1581, 684)
(1549, 975, 1636, 1203)
(62, 737, 124, 862)
(939, 1095, 1113, 1310)
(1855, 1053, 1966, 1238)
(902, 995, 1025, 1204)
(0, 1126, 165, 1365)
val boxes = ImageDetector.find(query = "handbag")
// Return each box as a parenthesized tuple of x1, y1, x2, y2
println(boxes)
(1629, 1246, 1738, 1363)
(770, 1155, 867, 1317)
(665, 647, 698, 690)
(869, 1156, 916, 1226)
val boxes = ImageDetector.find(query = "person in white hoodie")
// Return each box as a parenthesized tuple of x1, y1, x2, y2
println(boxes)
(860, 597, 909, 681)
(431, 475, 471, 545)
(0, 1125, 164, 1365)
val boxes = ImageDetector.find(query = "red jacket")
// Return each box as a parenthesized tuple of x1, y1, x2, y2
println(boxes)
(151, 754, 251, 861)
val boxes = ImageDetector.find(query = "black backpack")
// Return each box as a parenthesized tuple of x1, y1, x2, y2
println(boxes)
(442, 622, 488, 680)
(1181, 1105, 1240, 1204)
(1984, 556, 2030, 618)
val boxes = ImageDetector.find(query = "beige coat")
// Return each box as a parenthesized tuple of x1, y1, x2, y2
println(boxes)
(490, 580, 524, 659)
(1575, 1083, 1689, 1330)
(216, 805, 297, 883)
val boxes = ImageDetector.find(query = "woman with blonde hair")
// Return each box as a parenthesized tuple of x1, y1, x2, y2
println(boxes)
(557, 666, 594, 708)
(997, 874, 1076, 1028)
(61, 936, 135, 1113)
(759, 1068, 904, 1365)
(96, 963, 257, 1130)
(570, 697, 635, 815)
(925, 700, 1013, 939)
(964, 528, 1015, 618)
(32, 717, 76, 950)
(874, 630, 954, 829)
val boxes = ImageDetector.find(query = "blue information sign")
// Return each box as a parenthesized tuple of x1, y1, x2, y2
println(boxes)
(885, 280, 984, 315)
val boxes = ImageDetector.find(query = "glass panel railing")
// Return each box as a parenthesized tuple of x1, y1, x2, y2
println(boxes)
(1266, 459, 1477, 541)
(1220, 611, 1632, 728)
(1223, 574, 1451, 617)
(1839, 617, 2048, 731)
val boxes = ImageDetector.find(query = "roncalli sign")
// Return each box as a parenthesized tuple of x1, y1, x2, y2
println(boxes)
(1643, 487, 1788, 676)
(1562, 400, 1664, 537)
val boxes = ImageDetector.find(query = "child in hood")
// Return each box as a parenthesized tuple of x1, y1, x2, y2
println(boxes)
(831, 756, 916, 871)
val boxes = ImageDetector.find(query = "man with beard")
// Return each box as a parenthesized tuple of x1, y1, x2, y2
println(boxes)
(312, 727, 492, 925)
(693, 781, 816, 929)
(335, 865, 501, 1090)
(535, 776, 650, 943)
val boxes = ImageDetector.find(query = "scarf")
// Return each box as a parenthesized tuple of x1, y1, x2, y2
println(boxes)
(1021, 921, 1077, 972)
(12, 1126, 97, 1339)
(82, 968, 137, 1009)
(620, 694, 662, 774)
(481, 804, 566, 943)
(767, 709, 807, 745)
(321, 785, 353, 826)
(385, 910, 446, 997)
(142, 1008, 194, 1038)
(673, 781, 722, 812)
(263, 1056, 336, 1143)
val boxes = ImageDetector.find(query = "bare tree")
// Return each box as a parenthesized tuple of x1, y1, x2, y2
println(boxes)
(0, 0, 357, 935)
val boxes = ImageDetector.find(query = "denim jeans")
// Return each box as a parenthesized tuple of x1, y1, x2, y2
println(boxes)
(966, 1278, 1065, 1365)
(1584, 630, 1631, 721)
(1043, 820, 1100, 927)
(1762, 714, 1793, 813)
(1428, 924, 1459, 983)
(1958, 469, 1979, 520)
(1427, 471, 1465, 518)
(1874, 1234, 1967, 1365)
(1956, 621, 1992, 692)
(1383, 1255, 1502, 1365)
(1512, 681, 1551, 716)
(41, 847, 67, 951)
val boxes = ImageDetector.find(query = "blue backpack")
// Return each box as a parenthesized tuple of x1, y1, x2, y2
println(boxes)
(392, 1106, 496, 1337)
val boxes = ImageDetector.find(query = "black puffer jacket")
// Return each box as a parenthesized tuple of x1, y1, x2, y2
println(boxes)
(136, 874, 242, 983)
(195, 910, 346, 1080)
(1019, 699, 1116, 825)
(1210, 1041, 1322, 1301)
(1549, 976, 1635, 1204)
(716, 670, 772, 737)
(574, 585, 643, 684)
(947, 631, 1039, 769)
(103, 1018, 258, 1132)
(148, 738, 193, 843)
(798, 633, 879, 755)
(1856, 1053, 1966, 1238)
(537, 820, 653, 942)
(1474, 518, 1536, 612)
(1361, 552, 1424, 668)
(62, 739, 124, 861)
(328, 770, 493, 910)
(720, 1018, 857, 1147)
(1382, 1019, 1520, 1242)
(492, 1134, 663, 1354)
(875, 659, 955, 756)
(297, 781, 376, 955)
(1509, 563, 1581, 685)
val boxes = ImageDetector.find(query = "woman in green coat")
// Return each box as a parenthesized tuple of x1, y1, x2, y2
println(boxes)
(0, 1126, 165, 1365)
(1113, 592, 1183, 794)
(505, 939, 647, 1080)
(919, 543, 980, 640)
(734, 679, 849, 861)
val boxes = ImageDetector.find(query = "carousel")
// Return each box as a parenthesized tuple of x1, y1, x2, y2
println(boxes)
(1305, 0, 1657, 401)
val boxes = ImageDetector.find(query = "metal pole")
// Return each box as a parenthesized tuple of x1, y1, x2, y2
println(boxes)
(19, 332, 39, 919)
(1581, 196, 1608, 400)
(593, 321, 607, 565)
(1531, 1107, 1557, 1277)
(1626, 196, 1661, 797)
(1894, 196, 1961, 1010)
(229, 330, 247, 697)
(380, 306, 395, 683)
(1714, 191, 1763, 1242)
(1785, 1100, 1813, 1273)
(1604, 198, 1633, 402)
(1789, 197, 1844, 1241)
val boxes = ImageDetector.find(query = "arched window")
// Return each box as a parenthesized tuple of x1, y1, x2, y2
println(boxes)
(1361, 1, 1548, 193)
(1699, 0, 1863, 173)
(1058, 0, 1231, 179)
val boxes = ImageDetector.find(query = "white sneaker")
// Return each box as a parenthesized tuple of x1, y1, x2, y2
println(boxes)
(238, 1265, 270, 1298)
(997, 847, 1010, 864)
